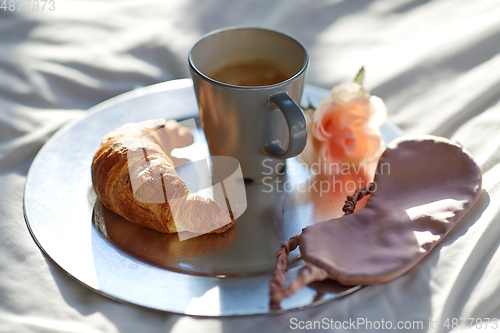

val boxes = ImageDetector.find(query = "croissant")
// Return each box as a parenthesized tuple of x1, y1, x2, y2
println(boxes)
(91, 119, 234, 234)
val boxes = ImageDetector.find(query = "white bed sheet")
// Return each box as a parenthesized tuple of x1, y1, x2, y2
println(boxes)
(1, 0, 500, 332)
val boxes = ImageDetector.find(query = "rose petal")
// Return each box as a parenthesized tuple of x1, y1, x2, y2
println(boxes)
(338, 99, 372, 127)
(303, 109, 315, 127)
(312, 102, 343, 141)
(330, 83, 370, 104)
(316, 97, 334, 110)
(344, 126, 383, 160)
(299, 123, 317, 165)
(369, 95, 387, 127)
(333, 125, 356, 143)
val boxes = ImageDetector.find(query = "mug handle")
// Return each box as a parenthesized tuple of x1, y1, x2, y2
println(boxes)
(262, 92, 308, 159)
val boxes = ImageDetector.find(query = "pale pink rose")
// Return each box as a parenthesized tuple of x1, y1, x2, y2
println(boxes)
(300, 82, 387, 175)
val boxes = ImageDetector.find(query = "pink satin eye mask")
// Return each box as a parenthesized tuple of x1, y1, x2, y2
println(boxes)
(270, 135, 482, 306)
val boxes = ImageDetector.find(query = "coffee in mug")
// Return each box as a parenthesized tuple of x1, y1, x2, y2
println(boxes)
(208, 58, 291, 87)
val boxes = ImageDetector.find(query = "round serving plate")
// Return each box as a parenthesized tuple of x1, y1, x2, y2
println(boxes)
(24, 79, 403, 316)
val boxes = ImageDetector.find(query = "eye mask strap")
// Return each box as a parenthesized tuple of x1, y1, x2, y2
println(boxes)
(342, 182, 376, 215)
(269, 183, 375, 308)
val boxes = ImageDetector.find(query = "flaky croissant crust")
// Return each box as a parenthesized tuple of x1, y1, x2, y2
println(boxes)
(92, 119, 234, 234)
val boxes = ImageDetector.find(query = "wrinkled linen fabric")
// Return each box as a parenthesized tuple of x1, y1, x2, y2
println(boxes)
(1, 1, 500, 332)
